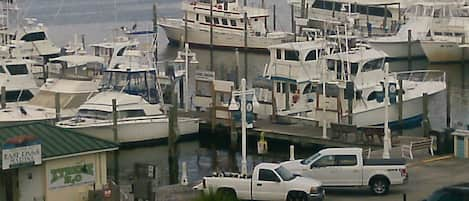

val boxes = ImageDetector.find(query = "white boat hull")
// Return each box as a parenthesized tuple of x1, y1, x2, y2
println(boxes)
(368, 40, 425, 59)
(421, 40, 468, 63)
(159, 19, 294, 51)
(59, 117, 199, 144)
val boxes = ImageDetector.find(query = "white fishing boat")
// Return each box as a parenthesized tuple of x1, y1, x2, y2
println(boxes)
(254, 40, 336, 117)
(420, 6, 469, 63)
(0, 58, 39, 103)
(56, 50, 199, 144)
(0, 78, 99, 126)
(159, 0, 295, 51)
(368, 1, 465, 59)
(280, 48, 447, 129)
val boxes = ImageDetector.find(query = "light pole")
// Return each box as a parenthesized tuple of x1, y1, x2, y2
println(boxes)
(229, 78, 259, 176)
(382, 62, 391, 159)
(174, 43, 198, 112)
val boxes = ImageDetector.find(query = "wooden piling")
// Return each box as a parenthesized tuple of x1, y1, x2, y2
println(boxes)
(366, 6, 370, 37)
(55, 93, 61, 122)
(461, 36, 466, 68)
(423, 93, 429, 137)
(272, 4, 277, 31)
(398, 79, 403, 134)
(407, 29, 412, 70)
(346, 82, 353, 125)
(153, 3, 158, 63)
(184, 11, 188, 44)
(383, 5, 388, 33)
(168, 80, 179, 184)
(210, 0, 214, 72)
(398, 3, 401, 25)
(305, 3, 309, 19)
(285, 82, 290, 110)
(446, 79, 451, 128)
(211, 81, 216, 133)
(235, 48, 240, 87)
(273, 5, 276, 31)
(300, 0, 305, 18)
(291, 4, 296, 42)
(244, 12, 248, 80)
(271, 81, 277, 123)
(1, 86, 5, 109)
(112, 98, 119, 184)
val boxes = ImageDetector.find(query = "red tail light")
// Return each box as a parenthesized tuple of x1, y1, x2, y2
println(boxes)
(400, 168, 407, 177)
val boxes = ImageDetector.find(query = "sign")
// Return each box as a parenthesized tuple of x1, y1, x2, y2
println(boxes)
(195, 70, 215, 81)
(2, 135, 42, 170)
(48, 163, 95, 189)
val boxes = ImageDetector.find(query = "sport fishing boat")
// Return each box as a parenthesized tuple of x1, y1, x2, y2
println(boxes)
(0, 58, 39, 103)
(56, 50, 199, 144)
(279, 48, 447, 129)
(159, 0, 295, 51)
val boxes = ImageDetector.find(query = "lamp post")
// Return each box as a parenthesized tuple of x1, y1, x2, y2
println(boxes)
(382, 63, 391, 159)
(228, 78, 259, 176)
(174, 43, 199, 112)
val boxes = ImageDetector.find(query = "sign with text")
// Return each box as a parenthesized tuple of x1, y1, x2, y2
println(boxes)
(195, 70, 215, 81)
(48, 163, 96, 189)
(2, 136, 42, 170)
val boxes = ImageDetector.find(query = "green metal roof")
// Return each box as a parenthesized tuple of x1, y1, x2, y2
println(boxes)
(0, 123, 118, 165)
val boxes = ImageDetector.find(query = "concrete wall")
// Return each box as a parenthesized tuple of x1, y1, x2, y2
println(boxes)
(44, 152, 107, 201)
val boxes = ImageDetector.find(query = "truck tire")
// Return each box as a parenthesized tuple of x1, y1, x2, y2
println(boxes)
(286, 191, 308, 201)
(369, 178, 390, 195)
(217, 188, 237, 200)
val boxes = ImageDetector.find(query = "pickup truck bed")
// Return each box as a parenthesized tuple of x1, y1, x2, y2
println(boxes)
(363, 159, 406, 166)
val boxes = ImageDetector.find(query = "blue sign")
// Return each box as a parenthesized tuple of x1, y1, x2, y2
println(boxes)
(230, 98, 255, 125)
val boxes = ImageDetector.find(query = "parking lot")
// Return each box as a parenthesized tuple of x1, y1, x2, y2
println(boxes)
(325, 158, 469, 201)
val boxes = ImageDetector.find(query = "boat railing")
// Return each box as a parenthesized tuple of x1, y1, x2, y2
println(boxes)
(390, 70, 446, 83)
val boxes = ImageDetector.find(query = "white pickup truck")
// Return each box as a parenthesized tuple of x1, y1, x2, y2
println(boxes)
(194, 163, 325, 201)
(281, 148, 408, 195)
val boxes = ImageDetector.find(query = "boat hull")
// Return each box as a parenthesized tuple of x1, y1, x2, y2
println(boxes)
(421, 40, 469, 63)
(159, 20, 293, 51)
(352, 89, 445, 129)
(368, 40, 425, 59)
(59, 117, 199, 144)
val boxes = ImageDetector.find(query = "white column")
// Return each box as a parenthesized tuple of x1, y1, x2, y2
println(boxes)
(184, 43, 189, 112)
(241, 78, 248, 175)
(383, 63, 391, 159)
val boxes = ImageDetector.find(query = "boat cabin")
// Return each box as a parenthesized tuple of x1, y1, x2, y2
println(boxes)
(90, 37, 139, 67)
(0, 59, 38, 102)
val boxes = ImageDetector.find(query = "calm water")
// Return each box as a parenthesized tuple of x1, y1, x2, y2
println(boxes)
(20, 0, 469, 185)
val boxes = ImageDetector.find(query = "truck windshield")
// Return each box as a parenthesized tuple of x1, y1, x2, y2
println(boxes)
(275, 166, 295, 181)
(300, 153, 321, 165)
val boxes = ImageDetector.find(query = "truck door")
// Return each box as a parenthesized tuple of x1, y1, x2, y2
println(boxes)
(307, 155, 336, 186)
(253, 169, 284, 201)
(334, 155, 362, 186)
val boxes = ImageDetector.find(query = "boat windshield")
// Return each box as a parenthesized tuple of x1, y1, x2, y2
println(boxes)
(101, 70, 160, 104)
(300, 152, 321, 165)
(327, 59, 359, 75)
(275, 166, 295, 181)
(29, 91, 92, 109)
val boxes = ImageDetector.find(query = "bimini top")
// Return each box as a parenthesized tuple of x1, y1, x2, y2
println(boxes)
(268, 40, 334, 52)
(324, 48, 387, 63)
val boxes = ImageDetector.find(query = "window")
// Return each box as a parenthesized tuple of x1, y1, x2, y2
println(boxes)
(455, 33, 464, 37)
(20, 32, 46, 42)
(116, 47, 127, 56)
(350, 63, 359, 75)
(434, 32, 443, 36)
(275, 166, 295, 181)
(313, 155, 335, 167)
(290, 84, 297, 93)
(0, 66, 5, 73)
(335, 155, 357, 166)
(305, 50, 317, 61)
(205, 16, 211, 23)
(221, 18, 228, 25)
(5, 90, 34, 102)
(276, 82, 282, 93)
(196, 14, 199, 21)
(6, 64, 28, 75)
(444, 32, 452, 36)
(258, 169, 280, 182)
(285, 50, 299, 61)
(362, 58, 383, 72)
(276, 49, 282, 59)
(119, 110, 146, 118)
(303, 83, 317, 94)
(213, 18, 220, 24)
(230, 19, 237, 26)
(367, 91, 377, 101)
(301, 153, 321, 165)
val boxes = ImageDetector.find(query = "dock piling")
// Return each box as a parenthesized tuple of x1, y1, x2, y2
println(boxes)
(153, 3, 158, 63)
(1, 86, 5, 109)
(291, 4, 296, 42)
(289, 145, 295, 161)
(423, 93, 429, 137)
(181, 162, 188, 185)
(55, 93, 61, 122)
(446, 79, 451, 128)
(398, 79, 403, 135)
(112, 98, 119, 184)
(210, 0, 214, 72)
(273, 5, 276, 31)
(168, 79, 179, 184)
(244, 12, 248, 80)
(407, 29, 412, 70)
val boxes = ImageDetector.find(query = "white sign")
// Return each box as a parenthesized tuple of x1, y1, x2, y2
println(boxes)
(195, 70, 215, 81)
(48, 163, 96, 189)
(2, 144, 42, 170)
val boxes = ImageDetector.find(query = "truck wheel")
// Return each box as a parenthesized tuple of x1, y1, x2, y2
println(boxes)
(287, 192, 308, 201)
(218, 188, 237, 200)
(370, 178, 389, 195)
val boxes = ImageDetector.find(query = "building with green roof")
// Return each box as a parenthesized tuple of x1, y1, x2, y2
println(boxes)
(0, 123, 118, 201)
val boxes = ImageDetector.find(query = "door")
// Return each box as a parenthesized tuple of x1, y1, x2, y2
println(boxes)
(252, 169, 284, 201)
(306, 155, 337, 186)
(3, 169, 19, 201)
(457, 136, 465, 158)
(334, 155, 362, 186)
